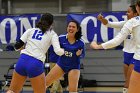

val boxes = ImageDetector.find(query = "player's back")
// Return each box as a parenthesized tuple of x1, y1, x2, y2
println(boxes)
(21, 28, 56, 62)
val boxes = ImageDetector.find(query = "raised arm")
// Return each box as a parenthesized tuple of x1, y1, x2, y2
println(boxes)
(98, 13, 126, 28)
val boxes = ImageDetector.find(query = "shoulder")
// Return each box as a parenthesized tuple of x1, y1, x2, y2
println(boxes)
(59, 34, 66, 39)
(78, 38, 85, 45)
(47, 29, 57, 36)
(128, 16, 140, 22)
(127, 16, 140, 26)
(24, 28, 36, 34)
(134, 16, 140, 20)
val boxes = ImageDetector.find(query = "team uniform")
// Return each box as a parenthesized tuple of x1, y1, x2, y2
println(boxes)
(101, 16, 140, 73)
(49, 34, 85, 73)
(106, 21, 135, 65)
(57, 34, 85, 73)
(15, 28, 64, 78)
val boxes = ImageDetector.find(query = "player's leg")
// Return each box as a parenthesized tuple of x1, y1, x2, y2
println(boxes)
(68, 69, 80, 92)
(46, 64, 64, 88)
(128, 59, 140, 93)
(123, 64, 129, 93)
(128, 70, 140, 93)
(30, 73, 46, 93)
(123, 52, 133, 93)
(125, 64, 134, 88)
(6, 71, 27, 93)
(49, 62, 59, 93)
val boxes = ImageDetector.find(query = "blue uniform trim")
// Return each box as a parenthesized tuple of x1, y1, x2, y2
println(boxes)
(123, 52, 134, 65)
(57, 62, 80, 73)
(15, 54, 44, 78)
(133, 58, 140, 73)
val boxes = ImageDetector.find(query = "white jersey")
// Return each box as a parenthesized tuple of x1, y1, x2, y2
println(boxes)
(20, 28, 64, 63)
(106, 21, 136, 53)
(102, 16, 140, 60)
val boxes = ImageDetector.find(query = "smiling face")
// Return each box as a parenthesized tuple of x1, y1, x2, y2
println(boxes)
(126, 6, 138, 20)
(67, 21, 78, 37)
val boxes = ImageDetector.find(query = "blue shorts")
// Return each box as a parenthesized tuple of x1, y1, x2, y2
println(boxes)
(15, 54, 44, 78)
(134, 59, 140, 73)
(123, 52, 134, 65)
(57, 62, 80, 73)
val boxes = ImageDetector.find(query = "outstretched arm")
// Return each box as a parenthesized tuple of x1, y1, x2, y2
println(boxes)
(90, 25, 131, 50)
(98, 13, 126, 28)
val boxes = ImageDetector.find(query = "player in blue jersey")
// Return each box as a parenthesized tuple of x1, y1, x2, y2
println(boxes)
(45, 20, 85, 93)
(6, 13, 64, 93)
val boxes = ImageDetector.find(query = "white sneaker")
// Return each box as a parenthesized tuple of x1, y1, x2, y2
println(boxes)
(123, 88, 128, 93)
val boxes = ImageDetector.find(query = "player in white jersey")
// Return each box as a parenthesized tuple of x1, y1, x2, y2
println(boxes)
(90, 1, 140, 92)
(6, 13, 64, 93)
(97, 5, 138, 93)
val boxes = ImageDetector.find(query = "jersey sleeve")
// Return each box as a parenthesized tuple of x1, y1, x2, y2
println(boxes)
(101, 22, 132, 49)
(51, 30, 64, 56)
(20, 28, 31, 43)
(106, 21, 126, 28)
(80, 41, 85, 58)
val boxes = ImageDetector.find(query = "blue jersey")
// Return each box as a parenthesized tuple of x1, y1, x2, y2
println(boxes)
(48, 45, 59, 63)
(57, 34, 85, 72)
(49, 34, 85, 72)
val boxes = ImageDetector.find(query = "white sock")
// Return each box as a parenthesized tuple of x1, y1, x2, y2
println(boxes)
(123, 88, 128, 93)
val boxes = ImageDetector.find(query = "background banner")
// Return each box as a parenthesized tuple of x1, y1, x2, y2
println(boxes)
(0, 14, 41, 44)
(0, 12, 126, 44)
(67, 12, 126, 43)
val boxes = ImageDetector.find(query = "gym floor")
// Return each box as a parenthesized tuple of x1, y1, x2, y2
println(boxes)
(1, 86, 123, 93)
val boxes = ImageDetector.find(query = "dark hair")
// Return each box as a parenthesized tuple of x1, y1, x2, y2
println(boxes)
(36, 13, 53, 33)
(130, 5, 137, 13)
(68, 20, 82, 40)
(136, 0, 140, 7)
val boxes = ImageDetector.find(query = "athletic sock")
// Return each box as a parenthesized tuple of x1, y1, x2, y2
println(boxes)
(123, 88, 128, 93)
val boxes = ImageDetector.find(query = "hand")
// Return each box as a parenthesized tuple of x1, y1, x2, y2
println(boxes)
(90, 41, 101, 49)
(97, 13, 108, 25)
(97, 13, 104, 21)
(76, 49, 83, 56)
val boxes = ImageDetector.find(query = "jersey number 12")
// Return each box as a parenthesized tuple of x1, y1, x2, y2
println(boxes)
(32, 30, 44, 40)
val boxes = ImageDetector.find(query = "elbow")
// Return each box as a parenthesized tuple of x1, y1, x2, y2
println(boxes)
(14, 40, 24, 50)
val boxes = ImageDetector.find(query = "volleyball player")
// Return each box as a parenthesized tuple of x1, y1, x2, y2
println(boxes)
(45, 20, 85, 93)
(90, 1, 140, 92)
(6, 13, 64, 93)
(97, 5, 138, 93)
